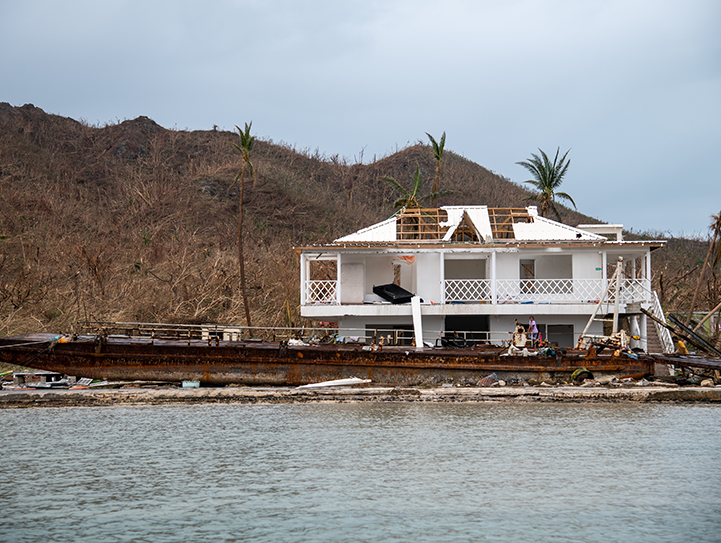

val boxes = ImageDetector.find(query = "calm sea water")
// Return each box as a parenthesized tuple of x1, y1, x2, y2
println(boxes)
(1, 402, 720, 543)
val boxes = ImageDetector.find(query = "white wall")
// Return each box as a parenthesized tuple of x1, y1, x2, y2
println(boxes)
(493, 250, 606, 281)
(340, 263, 364, 304)
(535, 255, 572, 279)
(365, 255, 395, 294)
(393, 256, 414, 292)
(414, 253, 441, 303)
(496, 253, 519, 280)
(573, 251, 603, 280)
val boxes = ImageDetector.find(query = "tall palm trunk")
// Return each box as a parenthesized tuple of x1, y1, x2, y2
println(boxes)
(238, 165, 252, 328)
(233, 123, 256, 329)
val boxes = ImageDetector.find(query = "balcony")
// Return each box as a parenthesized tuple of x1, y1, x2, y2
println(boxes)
(302, 278, 652, 306)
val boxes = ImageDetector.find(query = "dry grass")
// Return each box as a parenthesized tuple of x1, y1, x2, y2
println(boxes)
(0, 103, 714, 337)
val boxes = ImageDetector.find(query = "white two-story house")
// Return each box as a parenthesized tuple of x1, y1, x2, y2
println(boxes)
(297, 206, 670, 352)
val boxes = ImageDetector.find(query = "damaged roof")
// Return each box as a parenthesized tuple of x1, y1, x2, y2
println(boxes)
(334, 206, 607, 244)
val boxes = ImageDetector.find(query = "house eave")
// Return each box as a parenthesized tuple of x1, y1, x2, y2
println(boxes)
(294, 239, 666, 253)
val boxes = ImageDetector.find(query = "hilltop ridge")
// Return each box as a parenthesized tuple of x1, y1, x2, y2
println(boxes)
(0, 103, 706, 334)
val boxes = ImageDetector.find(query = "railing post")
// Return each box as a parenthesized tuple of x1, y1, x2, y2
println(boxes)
(440, 252, 446, 304)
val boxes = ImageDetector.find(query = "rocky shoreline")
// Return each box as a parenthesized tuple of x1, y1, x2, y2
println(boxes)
(2, 385, 721, 408)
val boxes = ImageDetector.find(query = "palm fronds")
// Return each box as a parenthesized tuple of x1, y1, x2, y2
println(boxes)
(516, 147, 575, 220)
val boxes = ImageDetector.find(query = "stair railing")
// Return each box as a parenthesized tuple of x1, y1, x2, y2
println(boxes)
(650, 291, 675, 354)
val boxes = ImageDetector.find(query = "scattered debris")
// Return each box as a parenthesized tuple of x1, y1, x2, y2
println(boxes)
(478, 373, 499, 387)
(571, 368, 594, 383)
(297, 377, 372, 389)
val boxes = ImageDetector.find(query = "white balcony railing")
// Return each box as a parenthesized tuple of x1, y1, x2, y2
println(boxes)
(305, 280, 338, 305)
(303, 278, 652, 306)
(445, 279, 492, 302)
(452, 278, 651, 305)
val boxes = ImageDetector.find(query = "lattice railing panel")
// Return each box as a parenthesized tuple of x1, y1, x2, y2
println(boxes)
(305, 280, 338, 305)
(494, 278, 652, 304)
(496, 279, 601, 303)
(445, 279, 492, 302)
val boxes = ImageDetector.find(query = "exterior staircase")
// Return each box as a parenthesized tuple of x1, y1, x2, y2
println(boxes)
(646, 291, 675, 354)
(646, 318, 664, 354)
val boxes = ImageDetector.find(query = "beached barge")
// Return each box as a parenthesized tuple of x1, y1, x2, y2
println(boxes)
(1, 328, 659, 386)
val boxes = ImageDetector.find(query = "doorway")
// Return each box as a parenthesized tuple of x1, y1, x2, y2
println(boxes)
(444, 315, 490, 346)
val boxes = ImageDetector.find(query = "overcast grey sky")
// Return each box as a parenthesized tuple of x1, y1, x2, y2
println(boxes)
(2, 0, 719, 236)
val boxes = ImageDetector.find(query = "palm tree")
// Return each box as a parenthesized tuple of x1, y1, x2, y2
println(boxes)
(516, 147, 576, 220)
(426, 131, 446, 207)
(381, 164, 454, 209)
(685, 210, 721, 326)
(230, 122, 257, 328)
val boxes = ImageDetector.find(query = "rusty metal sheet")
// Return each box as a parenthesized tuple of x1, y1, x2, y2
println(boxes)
(1, 333, 655, 386)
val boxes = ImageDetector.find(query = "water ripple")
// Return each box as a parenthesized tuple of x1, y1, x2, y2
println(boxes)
(1, 403, 720, 542)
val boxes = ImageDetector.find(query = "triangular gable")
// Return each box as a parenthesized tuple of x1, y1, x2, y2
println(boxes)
(443, 211, 482, 242)
(440, 206, 493, 242)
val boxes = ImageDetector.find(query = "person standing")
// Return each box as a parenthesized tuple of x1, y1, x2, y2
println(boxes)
(528, 316, 538, 345)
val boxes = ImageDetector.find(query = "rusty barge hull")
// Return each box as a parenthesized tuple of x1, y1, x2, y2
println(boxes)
(0, 333, 656, 386)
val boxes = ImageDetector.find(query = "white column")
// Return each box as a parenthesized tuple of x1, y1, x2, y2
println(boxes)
(491, 251, 497, 304)
(412, 296, 424, 349)
(639, 313, 648, 352)
(335, 253, 341, 305)
(300, 253, 307, 305)
(440, 251, 446, 304)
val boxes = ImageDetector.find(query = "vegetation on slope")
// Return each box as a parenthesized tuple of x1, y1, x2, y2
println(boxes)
(0, 103, 713, 336)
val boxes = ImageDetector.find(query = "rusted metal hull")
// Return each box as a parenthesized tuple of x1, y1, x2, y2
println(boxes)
(0, 333, 656, 386)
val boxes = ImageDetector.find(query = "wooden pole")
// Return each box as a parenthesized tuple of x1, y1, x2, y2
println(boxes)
(576, 258, 622, 348)
(692, 299, 721, 333)
(613, 257, 623, 334)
